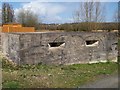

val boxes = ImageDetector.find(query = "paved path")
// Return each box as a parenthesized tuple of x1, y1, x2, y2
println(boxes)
(79, 74, 118, 88)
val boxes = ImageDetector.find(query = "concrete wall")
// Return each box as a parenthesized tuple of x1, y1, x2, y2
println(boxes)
(1, 31, 118, 65)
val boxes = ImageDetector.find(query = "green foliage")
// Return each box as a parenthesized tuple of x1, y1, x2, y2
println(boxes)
(3, 81, 20, 88)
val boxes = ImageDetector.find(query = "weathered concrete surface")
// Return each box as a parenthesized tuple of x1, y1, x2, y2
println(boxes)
(0, 31, 118, 65)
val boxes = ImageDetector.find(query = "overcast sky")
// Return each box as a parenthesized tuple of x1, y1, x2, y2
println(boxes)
(0, 0, 119, 24)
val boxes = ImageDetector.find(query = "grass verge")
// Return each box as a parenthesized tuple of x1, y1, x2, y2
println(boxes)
(1, 55, 118, 88)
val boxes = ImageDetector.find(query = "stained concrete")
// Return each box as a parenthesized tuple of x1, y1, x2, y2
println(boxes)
(0, 31, 118, 65)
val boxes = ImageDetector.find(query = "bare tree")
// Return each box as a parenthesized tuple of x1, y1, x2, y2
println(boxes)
(73, 9, 81, 23)
(109, 8, 118, 31)
(113, 9, 118, 22)
(73, 0, 105, 31)
(16, 9, 40, 29)
(17, 8, 26, 26)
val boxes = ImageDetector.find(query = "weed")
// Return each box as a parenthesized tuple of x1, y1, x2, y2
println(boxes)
(1, 55, 118, 88)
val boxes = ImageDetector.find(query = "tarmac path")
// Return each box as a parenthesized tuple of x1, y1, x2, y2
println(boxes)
(79, 73, 119, 88)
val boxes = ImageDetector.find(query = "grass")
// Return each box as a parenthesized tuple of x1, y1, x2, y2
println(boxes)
(1, 55, 118, 88)
(118, 39, 120, 63)
(3, 81, 20, 88)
